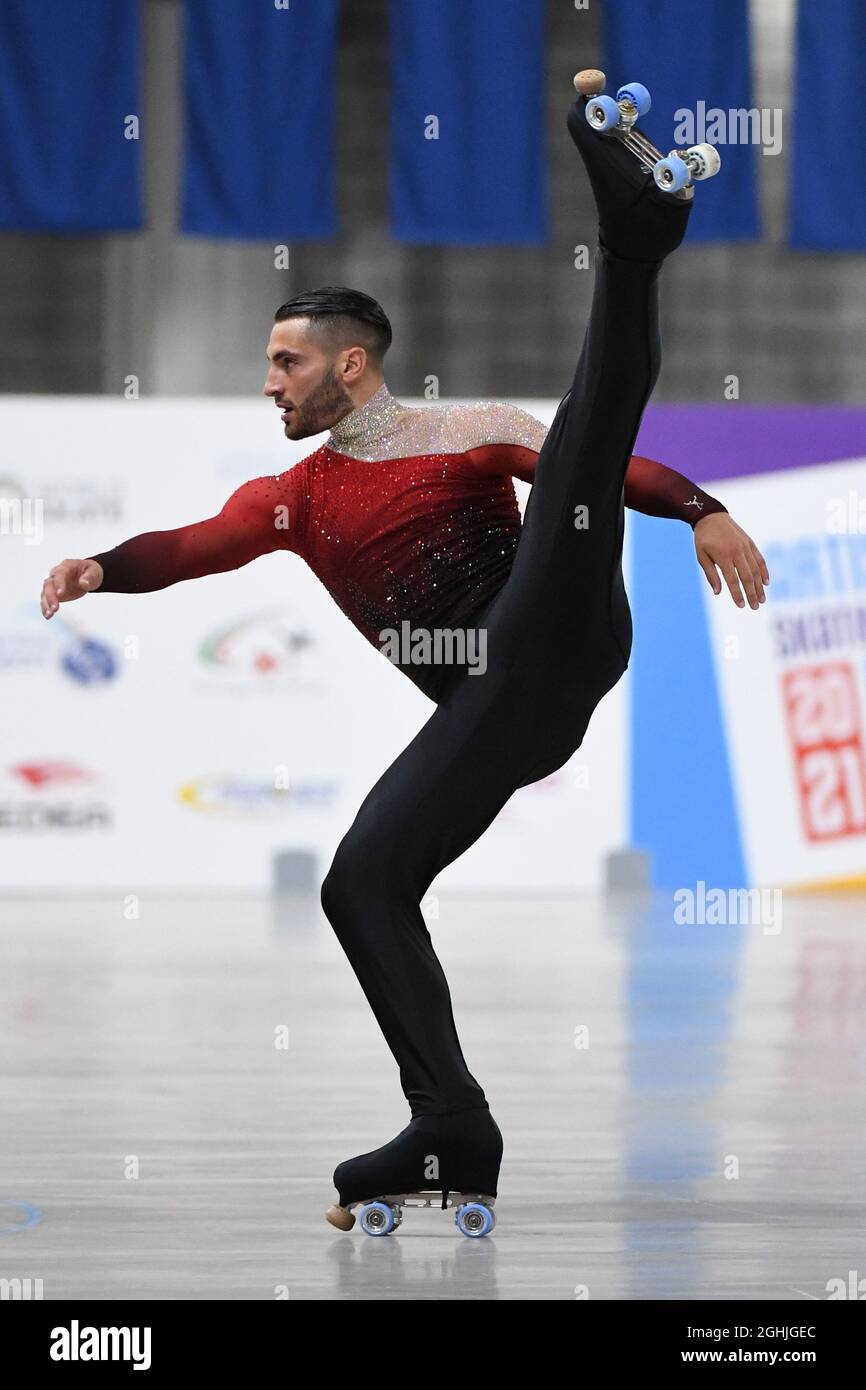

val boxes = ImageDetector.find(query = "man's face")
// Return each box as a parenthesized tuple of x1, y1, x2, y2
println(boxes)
(263, 319, 355, 441)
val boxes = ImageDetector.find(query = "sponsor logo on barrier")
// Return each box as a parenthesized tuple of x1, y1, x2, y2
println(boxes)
(13, 761, 92, 788)
(0, 761, 112, 831)
(178, 774, 337, 815)
(61, 633, 118, 686)
(0, 611, 119, 686)
(0, 629, 51, 671)
(195, 609, 320, 693)
(0, 473, 124, 523)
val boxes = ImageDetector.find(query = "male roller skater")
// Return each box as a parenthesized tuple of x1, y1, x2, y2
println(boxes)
(41, 77, 768, 1234)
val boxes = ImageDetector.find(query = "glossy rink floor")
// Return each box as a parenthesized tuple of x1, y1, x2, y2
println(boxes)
(1, 891, 864, 1301)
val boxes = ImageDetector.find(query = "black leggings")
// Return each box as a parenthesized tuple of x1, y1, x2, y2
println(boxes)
(320, 244, 664, 1119)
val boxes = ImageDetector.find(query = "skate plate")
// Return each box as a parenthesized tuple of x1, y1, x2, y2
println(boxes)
(326, 1190, 497, 1238)
(573, 68, 722, 201)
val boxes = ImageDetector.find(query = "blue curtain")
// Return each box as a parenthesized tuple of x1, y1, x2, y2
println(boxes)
(790, 0, 866, 250)
(390, 0, 548, 245)
(182, 0, 340, 240)
(601, 0, 761, 243)
(0, 0, 142, 232)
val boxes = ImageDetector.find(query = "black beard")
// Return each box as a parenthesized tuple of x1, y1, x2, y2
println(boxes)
(288, 367, 354, 438)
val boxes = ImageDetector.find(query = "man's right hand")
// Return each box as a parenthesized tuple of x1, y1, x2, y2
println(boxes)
(41, 559, 104, 619)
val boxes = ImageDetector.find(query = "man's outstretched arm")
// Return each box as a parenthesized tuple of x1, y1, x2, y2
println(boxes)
(618, 453, 769, 610)
(41, 475, 296, 617)
(486, 443, 729, 523)
(466, 435, 769, 610)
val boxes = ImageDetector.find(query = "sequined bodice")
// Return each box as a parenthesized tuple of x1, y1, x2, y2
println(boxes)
(85, 384, 549, 702)
(268, 384, 548, 696)
(86, 382, 727, 706)
(325, 382, 547, 461)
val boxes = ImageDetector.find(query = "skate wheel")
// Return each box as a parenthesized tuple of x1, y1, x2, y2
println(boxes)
(325, 1204, 355, 1232)
(358, 1200, 397, 1236)
(616, 82, 651, 117)
(654, 154, 689, 193)
(685, 142, 721, 180)
(573, 69, 605, 97)
(455, 1202, 496, 1238)
(584, 94, 620, 133)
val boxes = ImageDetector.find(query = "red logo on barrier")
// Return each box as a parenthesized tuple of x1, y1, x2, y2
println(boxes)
(782, 663, 866, 842)
(10, 760, 93, 788)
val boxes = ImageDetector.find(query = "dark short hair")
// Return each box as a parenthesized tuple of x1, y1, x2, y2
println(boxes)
(273, 286, 392, 366)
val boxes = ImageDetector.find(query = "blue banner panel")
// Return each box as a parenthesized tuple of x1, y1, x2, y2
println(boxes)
(630, 509, 746, 891)
(182, 0, 339, 239)
(0, 0, 142, 232)
(390, 0, 548, 245)
(601, 0, 761, 243)
(790, 0, 866, 250)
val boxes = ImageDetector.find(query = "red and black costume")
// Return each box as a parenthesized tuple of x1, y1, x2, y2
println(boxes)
(88, 95, 724, 1210)
(90, 392, 724, 698)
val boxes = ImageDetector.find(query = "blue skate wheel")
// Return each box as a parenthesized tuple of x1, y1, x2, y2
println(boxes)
(455, 1202, 495, 1238)
(654, 155, 689, 193)
(584, 94, 620, 133)
(616, 82, 651, 117)
(358, 1201, 396, 1236)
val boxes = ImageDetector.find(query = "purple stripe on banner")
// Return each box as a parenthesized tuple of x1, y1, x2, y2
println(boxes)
(635, 407, 866, 484)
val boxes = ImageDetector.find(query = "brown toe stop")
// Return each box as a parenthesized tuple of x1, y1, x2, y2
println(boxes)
(325, 1204, 355, 1231)
(574, 69, 606, 96)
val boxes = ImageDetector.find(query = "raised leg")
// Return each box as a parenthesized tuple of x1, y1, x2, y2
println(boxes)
(322, 90, 699, 1222)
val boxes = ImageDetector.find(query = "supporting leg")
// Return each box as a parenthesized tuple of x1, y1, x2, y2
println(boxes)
(322, 93, 697, 1218)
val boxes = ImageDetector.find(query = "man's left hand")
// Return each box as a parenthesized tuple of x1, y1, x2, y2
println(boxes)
(694, 513, 769, 610)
